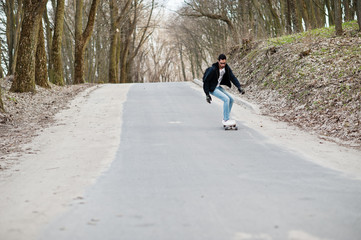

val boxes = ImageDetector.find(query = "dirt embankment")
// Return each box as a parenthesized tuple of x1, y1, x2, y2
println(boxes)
(229, 22, 361, 148)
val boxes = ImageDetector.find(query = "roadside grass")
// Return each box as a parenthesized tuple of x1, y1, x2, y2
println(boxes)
(267, 21, 360, 47)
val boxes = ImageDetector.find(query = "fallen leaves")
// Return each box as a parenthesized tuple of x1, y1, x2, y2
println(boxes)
(231, 31, 361, 149)
(0, 76, 93, 169)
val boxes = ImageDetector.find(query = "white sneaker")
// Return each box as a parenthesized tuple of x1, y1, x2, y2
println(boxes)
(222, 119, 236, 126)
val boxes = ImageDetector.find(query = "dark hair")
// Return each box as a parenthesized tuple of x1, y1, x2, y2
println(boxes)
(218, 54, 227, 60)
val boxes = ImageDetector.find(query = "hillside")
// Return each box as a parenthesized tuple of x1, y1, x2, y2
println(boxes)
(229, 21, 361, 148)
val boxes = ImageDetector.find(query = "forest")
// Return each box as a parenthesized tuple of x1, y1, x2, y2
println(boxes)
(0, 0, 360, 114)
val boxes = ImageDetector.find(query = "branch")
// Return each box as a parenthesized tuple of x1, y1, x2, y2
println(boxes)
(132, 0, 155, 59)
(115, 0, 132, 26)
(82, 0, 100, 43)
(311, 0, 329, 17)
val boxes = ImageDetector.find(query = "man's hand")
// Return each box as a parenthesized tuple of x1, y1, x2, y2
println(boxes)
(238, 87, 245, 95)
(206, 95, 212, 104)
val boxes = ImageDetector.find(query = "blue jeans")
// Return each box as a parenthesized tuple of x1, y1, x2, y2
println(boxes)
(210, 86, 234, 121)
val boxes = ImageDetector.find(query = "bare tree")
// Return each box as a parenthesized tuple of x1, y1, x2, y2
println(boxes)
(109, 0, 131, 83)
(166, 11, 225, 80)
(238, 0, 250, 36)
(0, 86, 4, 113)
(308, 0, 318, 29)
(62, 3, 76, 84)
(357, 0, 361, 31)
(73, 0, 100, 84)
(182, 0, 240, 44)
(0, 41, 4, 78)
(35, 18, 50, 88)
(0, 38, 5, 112)
(325, 0, 334, 26)
(344, 0, 352, 21)
(50, 0, 65, 86)
(119, 0, 156, 83)
(266, 0, 283, 36)
(334, 0, 343, 35)
(91, 1, 111, 83)
(10, 0, 48, 93)
(1, 0, 23, 75)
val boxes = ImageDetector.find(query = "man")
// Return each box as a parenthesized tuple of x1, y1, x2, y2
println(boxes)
(203, 54, 245, 126)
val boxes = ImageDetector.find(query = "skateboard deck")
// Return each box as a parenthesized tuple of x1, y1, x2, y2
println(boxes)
(223, 123, 238, 130)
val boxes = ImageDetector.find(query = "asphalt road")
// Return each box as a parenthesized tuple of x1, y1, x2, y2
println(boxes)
(40, 83, 361, 240)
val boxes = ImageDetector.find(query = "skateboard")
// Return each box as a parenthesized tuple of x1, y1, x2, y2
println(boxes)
(223, 122, 238, 130)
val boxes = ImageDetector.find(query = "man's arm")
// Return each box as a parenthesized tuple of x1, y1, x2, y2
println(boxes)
(228, 67, 241, 88)
(228, 66, 245, 94)
(203, 67, 215, 96)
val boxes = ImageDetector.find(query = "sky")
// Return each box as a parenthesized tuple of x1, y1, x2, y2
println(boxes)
(164, 0, 184, 12)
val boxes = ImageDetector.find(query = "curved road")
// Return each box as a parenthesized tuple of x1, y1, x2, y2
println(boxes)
(40, 83, 361, 240)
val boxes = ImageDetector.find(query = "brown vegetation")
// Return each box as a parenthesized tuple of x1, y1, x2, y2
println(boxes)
(228, 22, 361, 148)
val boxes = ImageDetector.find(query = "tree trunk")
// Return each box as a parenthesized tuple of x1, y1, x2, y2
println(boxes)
(74, 38, 85, 84)
(179, 44, 187, 82)
(5, 0, 16, 75)
(334, 0, 343, 35)
(325, 0, 335, 26)
(357, 0, 361, 31)
(284, 0, 292, 33)
(35, 19, 50, 88)
(120, 39, 130, 84)
(0, 42, 3, 78)
(290, 0, 302, 32)
(5, 0, 23, 75)
(108, 0, 132, 83)
(109, 0, 118, 83)
(109, 34, 118, 83)
(116, 32, 122, 81)
(251, 0, 267, 35)
(305, 0, 317, 29)
(74, 0, 85, 84)
(266, 0, 283, 35)
(63, 9, 75, 84)
(344, 0, 352, 21)
(95, 17, 103, 83)
(73, 0, 100, 84)
(0, 87, 4, 113)
(86, 38, 96, 83)
(239, 0, 250, 36)
(118, 0, 154, 83)
(51, 0, 65, 86)
(10, 0, 48, 93)
(350, 0, 357, 20)
(316, 0, 327, 27)
(43, 10, 53, 79)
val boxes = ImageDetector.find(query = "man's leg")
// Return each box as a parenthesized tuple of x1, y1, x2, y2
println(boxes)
(217, 87, 234, 114)
(210, 87, 231, 121)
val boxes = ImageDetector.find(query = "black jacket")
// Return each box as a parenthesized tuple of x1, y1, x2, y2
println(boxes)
(203, 62, 241, 96)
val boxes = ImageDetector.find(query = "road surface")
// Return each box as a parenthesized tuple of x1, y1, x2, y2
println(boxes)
(38, 83, 361, 240)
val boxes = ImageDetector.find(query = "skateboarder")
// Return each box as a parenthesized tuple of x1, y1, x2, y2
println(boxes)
(203, 54, 245, 127)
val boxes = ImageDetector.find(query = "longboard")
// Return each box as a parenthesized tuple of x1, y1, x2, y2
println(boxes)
(223, 123, 238, 130)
